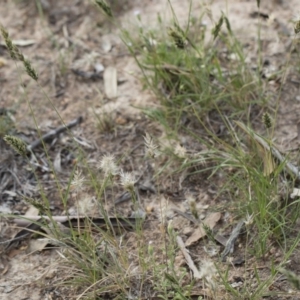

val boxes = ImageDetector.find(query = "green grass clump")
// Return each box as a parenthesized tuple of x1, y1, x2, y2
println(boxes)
(122, 11, 266, 134)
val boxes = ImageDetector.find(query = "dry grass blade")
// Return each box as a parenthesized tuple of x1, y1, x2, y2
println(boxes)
(235, 121, 300, 179)
(104, 66, 118, 98)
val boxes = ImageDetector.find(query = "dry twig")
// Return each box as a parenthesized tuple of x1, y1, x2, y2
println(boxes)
(176, 235, 201, 279)
(27, 116, 83, 152)
(221, 220, 245, 262)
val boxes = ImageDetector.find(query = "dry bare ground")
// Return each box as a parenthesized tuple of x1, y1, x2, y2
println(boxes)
(0, 0, 300, 299)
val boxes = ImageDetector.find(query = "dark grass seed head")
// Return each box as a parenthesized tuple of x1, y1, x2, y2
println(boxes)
(167, 27, 186, 49)
(0, 24, 37, 80)
(188, 198, 199, 220)
(212, 15, 224, 40)
(0, 25, 18, 60)
(262, 112, 272, 129)
(23, 59, 38, 81)
(95, 0, 113, 18)
(295, 20, 300, 34)
(3, 135, 27, 156)
(13, 45, 25, 62)
(24, 197, 48, 214)
(224, 15, 232, 35)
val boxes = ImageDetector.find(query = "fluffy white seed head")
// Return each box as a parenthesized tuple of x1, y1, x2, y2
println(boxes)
(119, 170, 136, 191)
(174, 143, 187, 158)
(71, 169, 85, 193)
(144, 133, 159, 158)
(98, 154, 119, 176)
